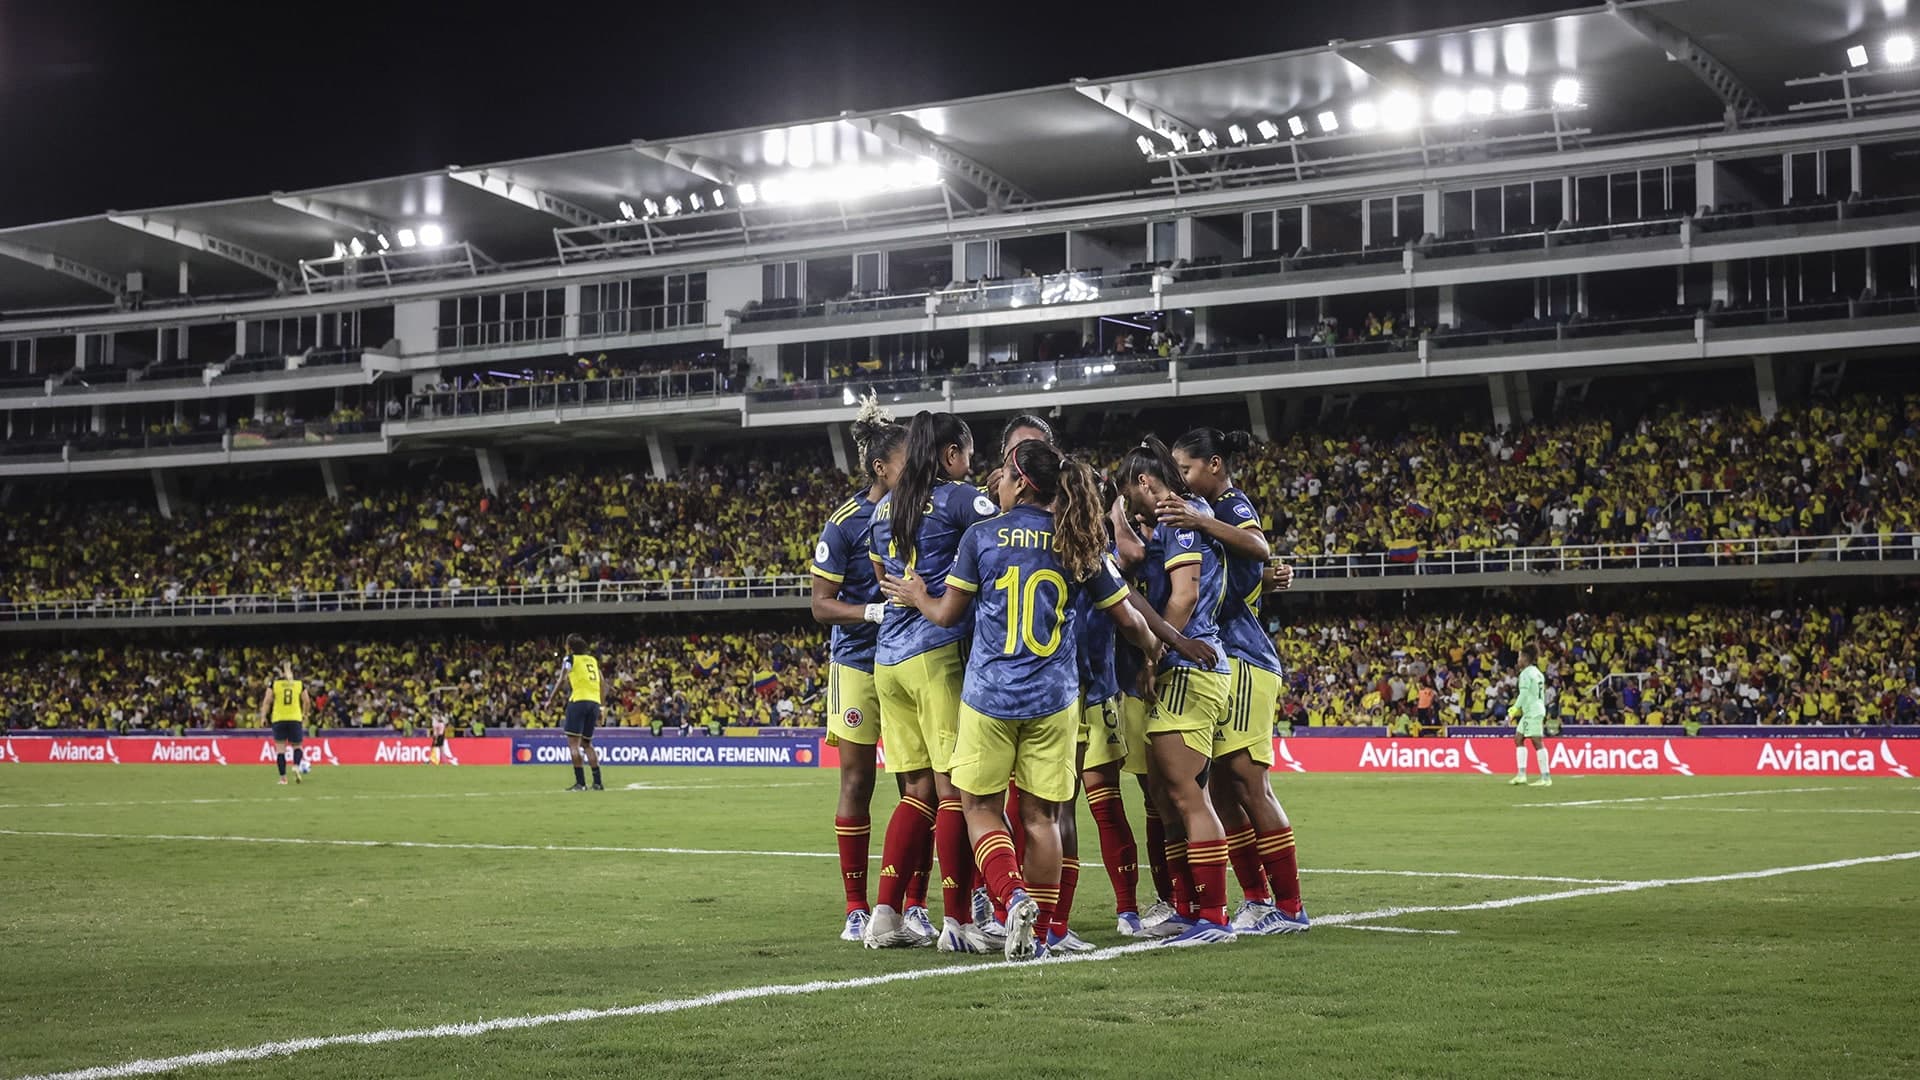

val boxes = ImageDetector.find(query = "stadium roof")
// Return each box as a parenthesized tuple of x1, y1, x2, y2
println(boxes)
(0, 0, 1902, 316)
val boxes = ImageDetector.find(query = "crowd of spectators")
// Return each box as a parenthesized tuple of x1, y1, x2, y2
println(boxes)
(3, 627, 828, 733)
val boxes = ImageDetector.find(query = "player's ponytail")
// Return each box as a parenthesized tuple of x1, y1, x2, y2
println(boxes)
(849, 392, 906, 482)
(1172, 426, 1255, 462)
(1054, 456, 1107, 583)
(1117, 434, 1188, 496)
(889, 410, 971, 565)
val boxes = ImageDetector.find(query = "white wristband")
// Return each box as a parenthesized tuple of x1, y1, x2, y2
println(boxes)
(864, 603, 887, 624)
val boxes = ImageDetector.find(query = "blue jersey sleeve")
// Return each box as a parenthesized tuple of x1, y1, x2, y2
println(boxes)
(812, 517, 854, 583)
(1086, 554, 1130, 611)
(1214, 489, 1263, 532)
(1161, 525, 1206, 572)
(946, 520, 988, 593)
(941, 484, 1001, 535)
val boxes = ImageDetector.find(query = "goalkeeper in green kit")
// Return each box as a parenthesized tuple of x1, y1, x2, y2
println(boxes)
(1507, 644, 1552, 788)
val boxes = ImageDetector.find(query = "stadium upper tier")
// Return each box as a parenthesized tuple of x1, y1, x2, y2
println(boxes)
(4, 393, 1916, 624)
(8, 595, 1916, 731)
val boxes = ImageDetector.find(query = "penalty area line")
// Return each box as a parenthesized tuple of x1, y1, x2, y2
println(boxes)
(1519, 786, 1846, 808)
(9, 850, 1919, 1080)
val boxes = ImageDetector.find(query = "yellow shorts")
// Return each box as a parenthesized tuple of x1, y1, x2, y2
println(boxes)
(950, 702, 1077, 804)
(825, 663, 881, 748)
(1119, 694, 1151, 776)
(1147, 666, 1231, 759)
(1215, 659, 1280, 765)
(874, 643, 963, 774)
(1079, 695, 1127, 771)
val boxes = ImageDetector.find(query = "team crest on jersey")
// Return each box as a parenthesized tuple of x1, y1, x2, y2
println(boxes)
(1234, 503, 1254, 519)
(974, 494, 997, 517)
(815, 541, 831, 564)
(844, 707, 864, 728)
(1177, 529, 1196, 549)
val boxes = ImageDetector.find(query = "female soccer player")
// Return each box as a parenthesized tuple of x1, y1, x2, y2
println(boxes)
(884, 438, 1162, 960)
(542, 634, 603, 791)
(864, 410, 1002, 951)
(259, 661, 311, 786)
(1111, 436, 1237, 945)
(1159, 427, 1308, 934)
(810, 396, 910, 942)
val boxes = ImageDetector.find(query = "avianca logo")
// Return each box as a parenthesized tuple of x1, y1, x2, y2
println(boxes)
(1881, 740, 1913, 778)
(1274, 739, 1306, 773)
(1357, 741, 1460, 770)
(149, 742, 215, 763)
(1460, 741, 1493, 775)
(47, 740, 111, 762)
(373, 741, 431, 764)
(0, 738, 15, 763)
(1756, 741, 1895, 775)
(1548, 741, 1661, 773)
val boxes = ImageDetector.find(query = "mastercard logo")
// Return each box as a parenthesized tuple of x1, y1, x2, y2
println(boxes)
(514, 747, 533, 763)
(796, 748, 814, 764)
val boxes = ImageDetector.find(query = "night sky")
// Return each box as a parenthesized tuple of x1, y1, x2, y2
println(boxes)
(0, 0, 1571, 227)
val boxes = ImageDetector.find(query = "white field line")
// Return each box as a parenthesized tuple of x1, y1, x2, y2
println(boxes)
(1520, 786, 1846, 808)
(10, 849, 1916, 1080)
(0, 782, 821, 811)
(1679, 807, 1920, 816)
(0, 828, 1630, 883)
(1333, 925, 1460, 935)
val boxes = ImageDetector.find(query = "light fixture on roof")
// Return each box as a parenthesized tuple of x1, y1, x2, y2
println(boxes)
(330, 241, 347, 259)
(618, 200, 636, 220)
(1341, 101, 1372, 131)
(1316, 110, 1340, 133)
(1500, 83, 1530, 112)
(1886, 34, 1916, 65)
(1197, 128, 1218, 149)
(397, 228, 418, 248)
(689, 192, 704, 211)
(1848, 44, 1870, 68)
(1168, 130, 1190, 152)
(736, 183, 758, 205)
(377, 234, 391, 251)
(418, 223, 445, 247)
(712, 188, 725, 208)
(1466, 87, 1496, 116)
(1431, 88, 1466, 123)
(1550, 77, 1581, 106)
(641, 198, 659, 216)
(347, 237, 365, 257)
(663, 196, 683, 216)
(1263, 119, 1287, 140)
(1382, 92, 1420, 131)
(1227, 124, 1247, 145)
(1136, 134, 1156, 156)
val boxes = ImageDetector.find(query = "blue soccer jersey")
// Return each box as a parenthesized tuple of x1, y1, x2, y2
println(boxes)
(1139, 499, 1230, 675)
(1075, 584, 1121, 705)
(946, 505, 1131, 721)
(1211, 487, 1284, 676)
(870, 479, 1000, 665)
(811, 490, 882, 673)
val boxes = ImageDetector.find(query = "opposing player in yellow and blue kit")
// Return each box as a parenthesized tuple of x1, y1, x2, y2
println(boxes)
(542, 634, 604, 792)
(885, 438, 1163, 960)
(1113, 436, 1237, 946)
(259, 661, 312, 786)
(810, 397, 910, 943)
(1162, 427, 1309, 934)
(864, 410, 1000, 951)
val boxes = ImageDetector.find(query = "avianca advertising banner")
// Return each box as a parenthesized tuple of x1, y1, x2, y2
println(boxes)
(1271, 736, 1917, 777)
(0, 736, 512, 766)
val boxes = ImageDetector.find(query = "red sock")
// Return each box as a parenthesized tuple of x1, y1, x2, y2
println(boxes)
(1028, 882, 1060, 941)
(875, 794, 935, 911)
(833, 815, 871, 914)
(1006, 785, 1026, 867)
(1257, 826, 1303, 916)
(1051, 857, 1080, 937)
(1187, 837, 1230, 925)
(1225, 826, 1270, 903)
(1086, 784, 1139, 914)
(972, 829, 1024, 905)
(907, 835, 931, 911)
(1144, 804, 1173, 903)
(935, 800, 974, 923)
(1166, 840, 1193, 918)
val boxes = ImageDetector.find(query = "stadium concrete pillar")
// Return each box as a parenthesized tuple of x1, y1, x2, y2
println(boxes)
(1437, 285, 1457, 329)
(1753, 355, 1780, 420)
(232, 320, 246, 357)
(475, 448, 509, 495)
(1712, 261, 1730, 304)
(1299, 205, 1313, 250)
(177, 259, 190, 297)
(745, 344, 778, 386)
(90, 404, 105, 434)
(150, 468, 180, 521)
(1576, 273, 1590, 316)
(1422, 190, 1441, 237)
(1192, 307, 1212, 347)
(1244, 393, 1271, 443)
(1512, 374, 1536, 424)
(1488, 375, 1513, 429)
(645, 430, 675, 481)
(967, 327, 985, 368)
(253, 394, 268, 421)
(1280, 396, 1305, 434)
(319, 460, 342, 502)
(828, 422, 851, 474)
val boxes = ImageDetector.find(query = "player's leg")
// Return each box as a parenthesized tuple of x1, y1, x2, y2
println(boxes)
(1120, 694, 1174, 925)
(430, 734, 441, 766)
(920, 645, 976, 935)
(1146, 669, 1235, 944)
(1218, 661, 1304, 932)
(949, 706, 1024, 956)
(834, 741, 880, 940)
(1510, 731, 1530, 784)
(289, 732, 305, 784)
(1529, 734, 1552, 786)
(1210, 769, 1267, 923)
(584, 737, 603, 790)
(273, 737, 289, 784)
(1045, 738, 1090, 952)
(867, 657, 937, 948)
(1081, 695, 1140, 932)
(1226, 748, 1309, 933)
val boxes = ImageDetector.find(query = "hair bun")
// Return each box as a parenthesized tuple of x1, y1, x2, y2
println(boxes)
(1224, 430, 1254, 453)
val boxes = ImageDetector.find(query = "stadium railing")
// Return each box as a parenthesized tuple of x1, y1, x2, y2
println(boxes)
(5, 534, 1915, 623)
(406, 369, 725, 420)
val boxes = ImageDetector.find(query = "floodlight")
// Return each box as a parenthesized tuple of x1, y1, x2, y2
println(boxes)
(348, 237, 365, 257)
(690, 193, 704, 210)
(1197, 128, 1218, 148)
(1228, 124, 1248, 145)
(1382, 92, 1420, 130)
(418, 223, 445, 246)
(1466, 87, 1496, 116)
(331, 241, 347, 259)
(1136, 134, 1156, 156)
(642, 198, 659, 216)
(1349, 102, 1377, 130)
(618, 200, 635, 220)
(1500, 83, 1530, 112)
(1848, 44, 1870, 68)
(1550, 77, 1581, 106)
(1432, 89, 1466, 123)
(376, 234, 390, 251)
(712, 189, 725, 208)
(1169, 130, 1190, 152)
(663, 196, 682, 216)
(759, 178, 787, 203)
(736, 183, 758, 205)
(1264, 119, 1287, 139)
(397, 228, 417, 248)
(1887, 35, 1915, 65)
(1317, 110, 1340, 133)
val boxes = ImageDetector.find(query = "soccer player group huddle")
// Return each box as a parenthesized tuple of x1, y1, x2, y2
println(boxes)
(811, 400, 1308, 961)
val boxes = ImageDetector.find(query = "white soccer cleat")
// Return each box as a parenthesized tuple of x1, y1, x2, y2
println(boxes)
(840, 910, 870, 943)
(902, 905, 936, 944)
(936, 918, 999, 954)
(1529, 776, 1554, 788)
(1047, 929, 1096, 953)
(970, 885, 993, 928)
(1230, 900, 1276, 932)
(976, 915, 1008, 946)
(1116, 912, 1145, 936)
(864, 904, 927, 949)
(1003, 891, 1041, 962)
(1508, 775, 1529, 786)
(1140, 899, 1178, 929)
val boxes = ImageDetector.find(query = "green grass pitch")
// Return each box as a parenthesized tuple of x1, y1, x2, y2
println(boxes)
(2, 765, 1916, 1079)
